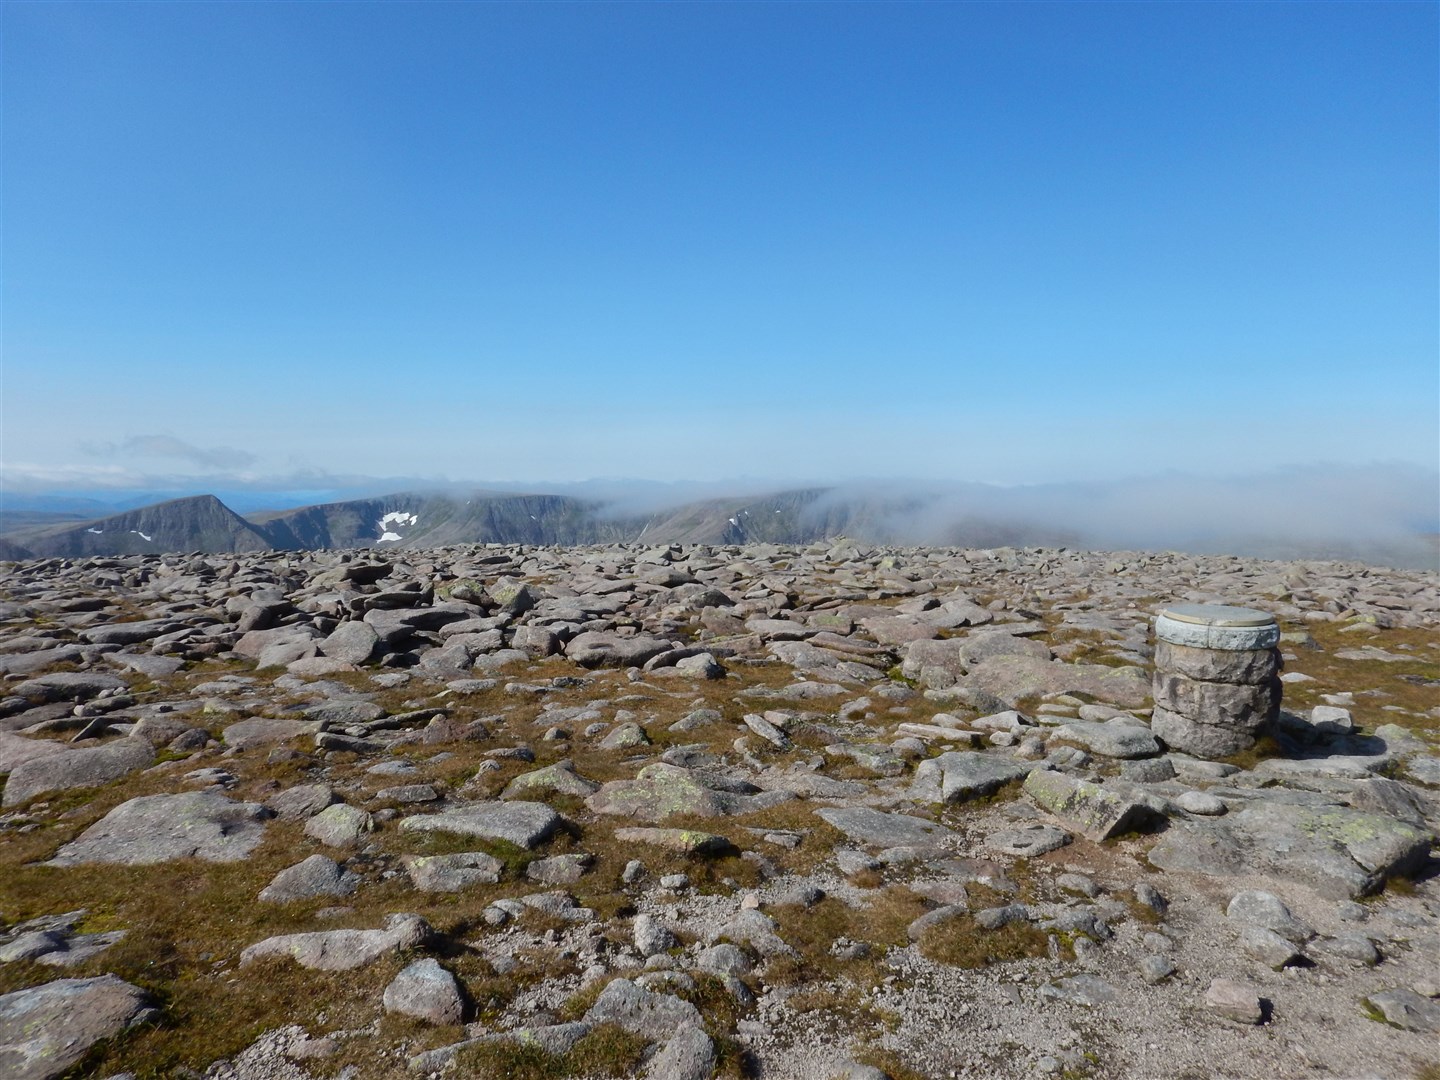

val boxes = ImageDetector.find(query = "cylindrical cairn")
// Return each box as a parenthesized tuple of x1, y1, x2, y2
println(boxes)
(1151, 604, 1281, 758)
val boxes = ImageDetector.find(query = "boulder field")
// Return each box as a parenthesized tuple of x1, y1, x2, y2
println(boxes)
(0, 540, 1436, 1079)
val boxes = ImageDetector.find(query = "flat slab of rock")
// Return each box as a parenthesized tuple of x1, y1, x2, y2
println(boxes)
(79, 619, 182, 646)
(587, 763, 794, 822)
(1147, 801, 1433, 899)
(11, 672, 127, 703)
(964, 654, 1150, 709)
(911, 751, 1030, 803)
(986, 823, 1071, 857)
(2, 737, 154, 807)
(565, 632, 673, 669)
(46, 791, 272, 866)
(1364, 989, 1440, 1032)
(222, 717, 317, 750)
(265, 783, 337, 820)
(1051, 721, 1160, 760)
(1023, 769, 1158, 841)
(258, 854, 359, 902)
(108, 652, 187, 678)
(815, 807, 956, 849)
(399, 801, 560, 848)
(403, 851, 504, 890)
(0, 975, 155, 1080)
(613, 827, 733, 854)
(0, 732, 69, 775)
(501, 759, 600, 800)
(240, 913, 432, 971)
(1039, 975, 1118, 1006)
(581, 976, 702, 1040)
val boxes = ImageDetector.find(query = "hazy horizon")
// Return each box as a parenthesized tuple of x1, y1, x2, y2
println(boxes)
(2, 462, 1436, 571)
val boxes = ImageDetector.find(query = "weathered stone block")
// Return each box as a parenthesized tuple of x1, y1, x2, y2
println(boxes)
(1154, 640, 1279, 684)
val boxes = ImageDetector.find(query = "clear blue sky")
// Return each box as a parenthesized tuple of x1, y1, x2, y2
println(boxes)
(3, 1, 1436, 491)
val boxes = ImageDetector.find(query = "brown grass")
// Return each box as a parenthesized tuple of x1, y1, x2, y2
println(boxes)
(916, 915, 1053, 968)
(456, 1023, 649, 1080)
(1274, 621, 1440, 745)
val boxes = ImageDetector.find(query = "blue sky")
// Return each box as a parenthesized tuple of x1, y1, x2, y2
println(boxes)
(3, 1, 1437, 493)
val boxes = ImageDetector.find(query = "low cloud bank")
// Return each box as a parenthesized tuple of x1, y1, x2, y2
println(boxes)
(797, 464, 1439, 566)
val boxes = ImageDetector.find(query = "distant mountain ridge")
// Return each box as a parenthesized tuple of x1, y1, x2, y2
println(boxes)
(0, 489, 847, 558)
(0, 485, 1434, 568)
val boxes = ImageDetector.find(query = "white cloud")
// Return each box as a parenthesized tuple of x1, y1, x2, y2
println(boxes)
(80, 435, 257, 470)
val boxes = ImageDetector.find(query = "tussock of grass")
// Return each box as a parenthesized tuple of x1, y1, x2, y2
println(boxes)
(917, 915, 1052, 968)
(457, 1023, 648, 1080)
(764, 889, 929, 987)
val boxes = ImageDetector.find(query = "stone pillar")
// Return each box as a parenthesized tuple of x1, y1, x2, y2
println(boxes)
(1150, 604, 1281, 758)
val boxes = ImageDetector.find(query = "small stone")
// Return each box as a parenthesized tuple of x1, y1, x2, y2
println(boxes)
(1226, 891, 1313, 943)
(1309, 705, 1355, 734)
(1039, 974, 1118, 1006)
(613, 827, 731, 855)
(1175, 790, 1226, 816)
(240, 913, 432, 971)
(303, 804, 374, 848)
(1238, 926, 1306, 969)
(1311, 935, 1380, 967)
(697, 944, 752, 975)
(1121, 758, 1177, 783)
(1204, 978, 1264, 1024)
(1141, 955, 1176, 984)
(1134, 883, 1168, 915)
(975, 904, 1030, 930)
(1336, 902, 1369, 923)
(1056, 873, 1101, 898)
(598, 722, 650, 750)
(634, 914, 678, 957)
(258, 855, 359, 903)
(382, 958, 465, 1025)
(836, 848, 881, 875)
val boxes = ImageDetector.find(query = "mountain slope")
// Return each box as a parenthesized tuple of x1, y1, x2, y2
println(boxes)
(3, 495, 275, 558)
(250, 493, 639, 550)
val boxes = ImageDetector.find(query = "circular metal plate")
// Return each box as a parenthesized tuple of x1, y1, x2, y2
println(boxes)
(1158, 604, 1275, 628)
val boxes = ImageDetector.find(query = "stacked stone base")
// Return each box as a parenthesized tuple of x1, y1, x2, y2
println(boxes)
(1151, 615, 1281, 759)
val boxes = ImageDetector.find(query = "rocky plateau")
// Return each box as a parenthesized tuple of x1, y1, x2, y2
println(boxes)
(0, 539, 1436, 1080)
